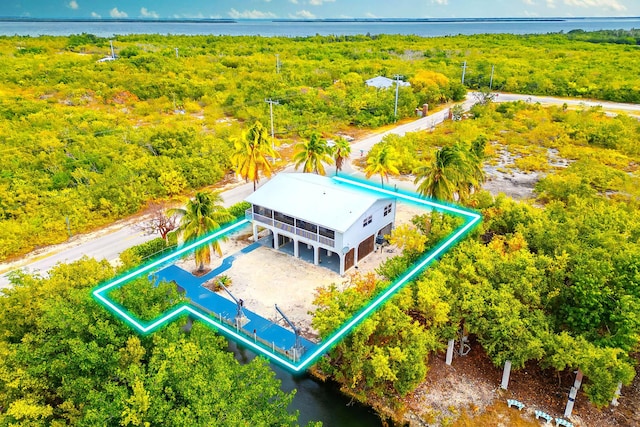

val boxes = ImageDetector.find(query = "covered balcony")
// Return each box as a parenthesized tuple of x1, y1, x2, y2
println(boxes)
(246, 205, 335, 248)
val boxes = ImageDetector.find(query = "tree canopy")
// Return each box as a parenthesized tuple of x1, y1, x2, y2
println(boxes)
(232, 121, 279, 191)
(0, 259, 301, 426)
(2, 31, 640, 259)
(168, 191, 233, 272)
(293, 133, 334, 175)
(312, 102, 640, 413)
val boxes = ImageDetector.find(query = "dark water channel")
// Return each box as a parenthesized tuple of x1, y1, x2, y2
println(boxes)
(228, 341, 383, 426)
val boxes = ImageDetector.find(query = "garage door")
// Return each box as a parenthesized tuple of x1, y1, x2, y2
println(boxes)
(358, 235, 375, 261)
(344, 248, 355, 271)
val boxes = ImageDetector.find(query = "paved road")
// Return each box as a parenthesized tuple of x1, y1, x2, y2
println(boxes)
(0, 92, 636, 288)
(495, 93, 640, 114)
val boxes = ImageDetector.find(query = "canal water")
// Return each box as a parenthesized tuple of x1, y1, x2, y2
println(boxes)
(228, 341, 383, 426)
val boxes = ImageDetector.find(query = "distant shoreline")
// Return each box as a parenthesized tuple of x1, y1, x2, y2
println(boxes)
(1, 17, 638, 24)
(274, 18, 567, 23)
(2, 16, 638, 38)
(0, 18, 237, 24)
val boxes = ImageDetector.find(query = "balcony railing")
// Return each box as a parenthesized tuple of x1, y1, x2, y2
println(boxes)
(246, 209, 274, 226)
(246, 209, 335, 248)
(295, 228, 317, 241)
(274, 219, 295, 234)
(318, 235, 335, 246)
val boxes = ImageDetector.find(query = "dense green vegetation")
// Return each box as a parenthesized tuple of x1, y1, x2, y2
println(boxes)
(566, 28, 640, 46)
(0, 260, 301, 426)
(311, 102, 640, 415)
(1, 30, 640, 424)
(2, 31, 640, 259)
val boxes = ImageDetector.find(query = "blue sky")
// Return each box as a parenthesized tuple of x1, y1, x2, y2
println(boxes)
(2, 0, 638, 19)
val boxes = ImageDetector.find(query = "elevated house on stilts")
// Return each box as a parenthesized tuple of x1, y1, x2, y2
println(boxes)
(245, 173, 396, 275)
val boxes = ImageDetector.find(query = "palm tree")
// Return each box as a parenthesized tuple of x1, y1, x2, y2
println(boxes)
(293, 133, 334, 175)
(232, 121, 279, 191)
(168, 192, 233, 273)
(364, 143, 400, 187)
(414, 145, 466, 201)
(459, 136, 487, 199)
(332, 137, 352, 175)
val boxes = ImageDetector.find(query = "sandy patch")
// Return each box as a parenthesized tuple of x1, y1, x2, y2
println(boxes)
(482, 144, 572, 201)
(405, 348, 498, 426)
(212, 248, 339, 339)
(483, 145, 540, 200)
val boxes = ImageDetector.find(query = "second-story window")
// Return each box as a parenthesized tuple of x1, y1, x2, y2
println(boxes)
(363, 215, 372, 227)
(296, 219, 318, 233)
(319, 226, 335, 240)
(254, 205, 273, 218)
(274, 211, 294, 226)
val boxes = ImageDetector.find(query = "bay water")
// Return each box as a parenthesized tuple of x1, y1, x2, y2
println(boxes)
(1, 17, 639, 38)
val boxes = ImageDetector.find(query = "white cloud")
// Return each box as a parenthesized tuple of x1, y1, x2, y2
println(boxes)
(431, 0, 449, 4)
(365, 12, 378, 18)
(228, 8, 277, 19)
(68, 1, 79, 10)
(91, 11, 101, 18)
(140, 7, 159, 18)
(110, 7, 128, 18)
(309, 0, 335, 5)
(546, 0, 556, 8)
(522, 0, 535, 5)
(290, 10, 315, 18)
(563, 0, 626, 11)
(289, 0, 299, 3)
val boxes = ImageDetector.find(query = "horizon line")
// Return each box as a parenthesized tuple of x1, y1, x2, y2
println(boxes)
(1, 16, 638, 24)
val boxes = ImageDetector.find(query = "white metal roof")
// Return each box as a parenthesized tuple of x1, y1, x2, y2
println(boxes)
(245, 173, 390, 233)
(365, 76, 411, 89)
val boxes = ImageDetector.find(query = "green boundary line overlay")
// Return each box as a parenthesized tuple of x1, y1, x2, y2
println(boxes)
(92, 176, 481, 373)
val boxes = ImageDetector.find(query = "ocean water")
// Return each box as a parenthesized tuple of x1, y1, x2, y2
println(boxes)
(0, 17, 639, 37)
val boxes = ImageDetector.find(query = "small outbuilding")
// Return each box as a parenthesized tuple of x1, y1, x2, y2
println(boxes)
(365, 76, 411, 89)
(245, 173, 396, 275)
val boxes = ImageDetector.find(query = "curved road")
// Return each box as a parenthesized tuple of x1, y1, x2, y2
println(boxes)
(1, 92, 638, 288)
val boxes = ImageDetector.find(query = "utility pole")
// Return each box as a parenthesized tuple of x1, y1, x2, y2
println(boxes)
(461, 60, 467, 85)
(489, 65, 495, 90)
(394, 74, 402, 118)
(265, 99, 279, 156)
(275, 54, 281, 73)
(65, 216, 72, 238)
(175, 47, 179, 58)
(110, 40, 115, 58)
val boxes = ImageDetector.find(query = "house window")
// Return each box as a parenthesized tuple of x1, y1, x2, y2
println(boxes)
(296, 219, 318, 233)
(362, 215, 372, 227)
(319, 226, 335, 240)
(383, 204, 392, 217)
(274, 211, 294, 226)
(253, 205, 272, 218)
